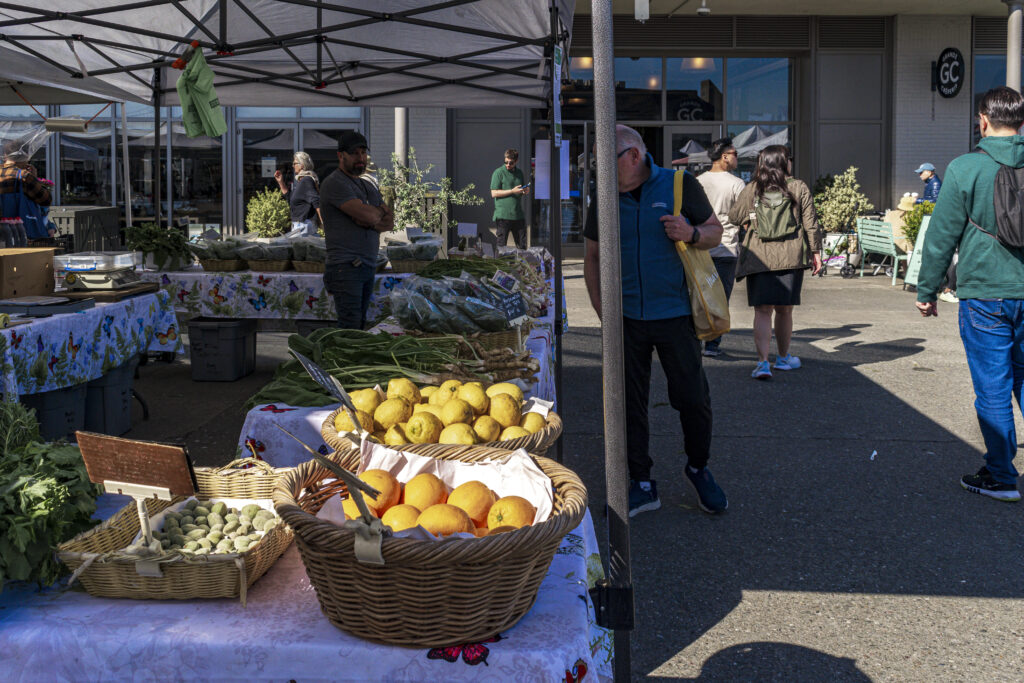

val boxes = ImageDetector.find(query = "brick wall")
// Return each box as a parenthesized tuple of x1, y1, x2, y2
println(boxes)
(891, 15, 972, 204)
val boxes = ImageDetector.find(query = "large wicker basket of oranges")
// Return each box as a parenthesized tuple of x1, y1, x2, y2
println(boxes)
(320, 378, 562, 458)
(272, 443, 587, 647)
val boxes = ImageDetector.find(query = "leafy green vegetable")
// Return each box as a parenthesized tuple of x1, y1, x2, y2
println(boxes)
(0, 441, 101, 591)
(0, 400, 41, 455)
(125, 222, 192, 270)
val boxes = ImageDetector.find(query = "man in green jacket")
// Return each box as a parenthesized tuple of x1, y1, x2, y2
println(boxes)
(916, 86, 1024, 502)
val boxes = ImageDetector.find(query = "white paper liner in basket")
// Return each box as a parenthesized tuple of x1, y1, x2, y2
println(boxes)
(316, 441, 554, 540)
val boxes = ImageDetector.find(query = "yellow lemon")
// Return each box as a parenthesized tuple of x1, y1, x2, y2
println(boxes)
(487, 496, 535, 529)
(489, 393, 522, 429)
(440, 398, 475, 426)
(383, 424, 409, 446)
(370, 431, 386, 443)
(456, 383, 490, 415)
(403, 473, 448, 510)
(381, 503, 421, 532)
(438, 423, 477, 445)
(373, 397, 412, 431)
(472, 415, 502, 443)
(420, 385, 439, 403)
(520, 412, 547, 434)
(387, 377, 421, 405)
(499, 426, 530, 440)
(429, 379, 462, 406)
(334, 409, 373, 434)
(486, 382, 524, 403)
(350, 388, 382, 415)
(358, 469, 401, 516)
(405, 412, 443, 443)
(416, 504, 474, 536)
(413, 403, 445, 420)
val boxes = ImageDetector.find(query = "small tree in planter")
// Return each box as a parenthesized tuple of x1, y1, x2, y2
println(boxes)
(813, 166, 874, 233)
(377, 147, 484, 238)
(245, 188, 290, 237)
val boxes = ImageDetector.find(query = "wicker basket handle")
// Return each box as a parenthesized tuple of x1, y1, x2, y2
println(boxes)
(211, 458, 276, 476)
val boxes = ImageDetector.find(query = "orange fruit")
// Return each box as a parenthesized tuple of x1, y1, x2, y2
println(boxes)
(358, 469, 401, 516)
(403, 472, 448, 511)
(447, 480, 497, 528)
(341, 495, 376, 521)
(416, 504, 474, 536)
(487, 525, 517, 536)
(487, 495, 535, 529)
(381, 503, 421, 532)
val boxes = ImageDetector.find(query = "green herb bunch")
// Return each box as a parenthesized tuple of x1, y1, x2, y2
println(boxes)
(125, 222, 192, 270)
(245, 188, 291, 238)
(0, 403, 100, 591)
(813, 166, 874, 233)
(902, 201, 934, 250)
(377, 147, 484, 234)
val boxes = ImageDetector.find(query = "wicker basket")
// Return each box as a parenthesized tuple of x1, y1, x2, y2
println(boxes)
(292, 260, 325, 273)
(321, 409, 562, 458)
(57, 458, 294, 605)
(247, 259, 292, 272)
(272, 443, 587, 647)
(199, 258, 247, 272)
(388, 258, 434, 274)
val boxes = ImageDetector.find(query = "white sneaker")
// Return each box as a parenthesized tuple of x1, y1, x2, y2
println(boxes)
(938, 291, 959, 303)
(774, 354, 802, 371)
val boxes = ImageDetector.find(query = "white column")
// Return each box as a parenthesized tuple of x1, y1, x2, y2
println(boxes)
(1007, 1, 1023, 92)
(394, 107, 407, 167)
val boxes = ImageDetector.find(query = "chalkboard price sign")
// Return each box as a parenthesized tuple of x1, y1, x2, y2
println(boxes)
(500, 292, 530, 325)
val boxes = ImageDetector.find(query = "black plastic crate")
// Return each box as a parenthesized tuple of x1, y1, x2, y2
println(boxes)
(49, 206, 121, 252)
(295, 319, 332, 337)
(20, 384, 87, 441)
(84, 356, 139, 436)
(187, 317, 257, 382)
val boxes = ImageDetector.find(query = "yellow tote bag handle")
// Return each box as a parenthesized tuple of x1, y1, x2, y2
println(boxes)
(673, 170, 684, 216)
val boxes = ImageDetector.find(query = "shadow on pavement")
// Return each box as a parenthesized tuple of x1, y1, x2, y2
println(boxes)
(677, 642, 871, 682)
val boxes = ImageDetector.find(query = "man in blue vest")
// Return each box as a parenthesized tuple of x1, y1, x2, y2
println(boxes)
(583, 125, 728, 516)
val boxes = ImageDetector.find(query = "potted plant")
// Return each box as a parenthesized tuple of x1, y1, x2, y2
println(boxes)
(245, 188, 290, 238)
(813, 166, 874, 233)
(901, 201, 934, 253)
(125, 222, 192, 271)
(377, 147, 484, 245)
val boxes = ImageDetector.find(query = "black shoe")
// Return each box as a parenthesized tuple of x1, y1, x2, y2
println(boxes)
(961, 467, 1021, 502)
(628, 480, 661, 517)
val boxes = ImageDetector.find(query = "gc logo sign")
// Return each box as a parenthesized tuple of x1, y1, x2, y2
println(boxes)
(934, 47, 965, 99)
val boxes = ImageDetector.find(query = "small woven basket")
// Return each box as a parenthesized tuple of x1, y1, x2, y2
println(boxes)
(272, 443, 587, 647)
(247, 259, 292, 272)
(199, 258, 247, 272)
(292, 260, 325, 273)
(57, 458, 293, 605)
(321, 409, 562, 458)
(388, 258, 434, 274)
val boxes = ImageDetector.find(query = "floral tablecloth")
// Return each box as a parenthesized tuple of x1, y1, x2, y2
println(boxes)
(0, 291, 182, 400)
(0, 504, 612, 682)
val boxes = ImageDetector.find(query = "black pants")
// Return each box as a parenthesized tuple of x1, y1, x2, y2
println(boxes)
(495, 219, 527, 249)
(623, 315, 713, 481)
(323, 261, 376, 330)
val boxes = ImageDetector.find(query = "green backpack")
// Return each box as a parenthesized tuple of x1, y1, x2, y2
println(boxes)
(753, 181, 800, 241)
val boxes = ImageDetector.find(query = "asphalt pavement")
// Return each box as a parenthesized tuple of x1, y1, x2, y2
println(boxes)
(127, 259, 1024, 682)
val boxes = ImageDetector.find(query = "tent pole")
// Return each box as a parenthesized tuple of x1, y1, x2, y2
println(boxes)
(549, 1, 563, 463)
(121, 102, 132, 228)
(153, 68, 161, 227)
(591, 1, 633, 680)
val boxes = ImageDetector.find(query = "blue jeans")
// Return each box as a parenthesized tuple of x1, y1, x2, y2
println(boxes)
(958, 299, 1024, 485)
(323, 261, 376, 329)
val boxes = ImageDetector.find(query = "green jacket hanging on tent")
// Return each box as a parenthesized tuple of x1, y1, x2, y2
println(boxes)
(175, 51, 227, 138)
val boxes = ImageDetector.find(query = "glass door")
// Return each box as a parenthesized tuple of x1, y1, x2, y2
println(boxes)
(299, 127, 353, 182)
(663, 124, 723, 175)
(238, 124, 296, 228)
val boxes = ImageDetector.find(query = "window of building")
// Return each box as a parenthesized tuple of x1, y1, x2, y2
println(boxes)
(300, 106, 361, 119)
(237, 107, 299, 119)
(615, 57, 662, 120)
(666, 58, 722, 122)
(59, 126, 113, 206)
(727, 124, 792, 183)
(726, 58, 791, 122)
(973, 54, 1007, 146)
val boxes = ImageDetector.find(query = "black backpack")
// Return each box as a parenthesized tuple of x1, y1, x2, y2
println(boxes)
(976, 148, 1024, 249)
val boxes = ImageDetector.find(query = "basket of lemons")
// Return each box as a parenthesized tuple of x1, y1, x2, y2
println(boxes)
(321, 378, 561, 458)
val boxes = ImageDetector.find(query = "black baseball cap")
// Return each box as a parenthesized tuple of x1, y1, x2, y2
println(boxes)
(338, 131, 369, 153)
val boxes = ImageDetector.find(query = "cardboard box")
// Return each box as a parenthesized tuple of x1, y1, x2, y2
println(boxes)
(0, 248, 56, 298)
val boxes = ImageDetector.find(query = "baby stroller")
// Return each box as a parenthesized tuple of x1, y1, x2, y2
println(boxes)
(818, 232, 857, 278)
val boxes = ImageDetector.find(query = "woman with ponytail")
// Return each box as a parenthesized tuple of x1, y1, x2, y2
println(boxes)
(728, 145, 822, 380)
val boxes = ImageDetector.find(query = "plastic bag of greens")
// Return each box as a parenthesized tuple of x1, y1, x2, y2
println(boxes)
(263, 243, 292, 261)
(411, 238, 443, 261)
(306, 240, 327, 263)
(386, 243, 417, 261)
(290, 239, 309, 261)
(188, 240, 215, 260)
(236, 243, 269, 261)
(457, 296, 509, 332)
(391, 289, 452, 333)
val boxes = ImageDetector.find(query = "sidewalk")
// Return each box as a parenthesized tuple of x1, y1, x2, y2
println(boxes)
(129, 263, 1024, 681)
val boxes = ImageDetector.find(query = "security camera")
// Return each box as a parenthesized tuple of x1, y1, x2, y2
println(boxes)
(696, 0, 710, 16)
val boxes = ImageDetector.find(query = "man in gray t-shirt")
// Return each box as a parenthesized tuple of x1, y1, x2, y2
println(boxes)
(319, 131, 394, 329)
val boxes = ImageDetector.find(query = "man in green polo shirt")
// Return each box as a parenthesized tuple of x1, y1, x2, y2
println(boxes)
(490, 148, 530, 248)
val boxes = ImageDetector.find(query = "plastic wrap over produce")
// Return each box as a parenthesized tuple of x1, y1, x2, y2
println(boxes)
(390, 274, 512, 335)
(0, 122, 51, 163)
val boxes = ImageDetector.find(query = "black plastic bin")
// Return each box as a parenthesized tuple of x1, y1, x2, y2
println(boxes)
(84, 356, 140, 436)
(187, 317, 257, 381)
(20, 384, 87, 441)
(295, 319, 332, 337)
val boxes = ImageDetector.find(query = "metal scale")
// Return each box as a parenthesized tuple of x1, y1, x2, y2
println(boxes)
(58, 251, 143, 291)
